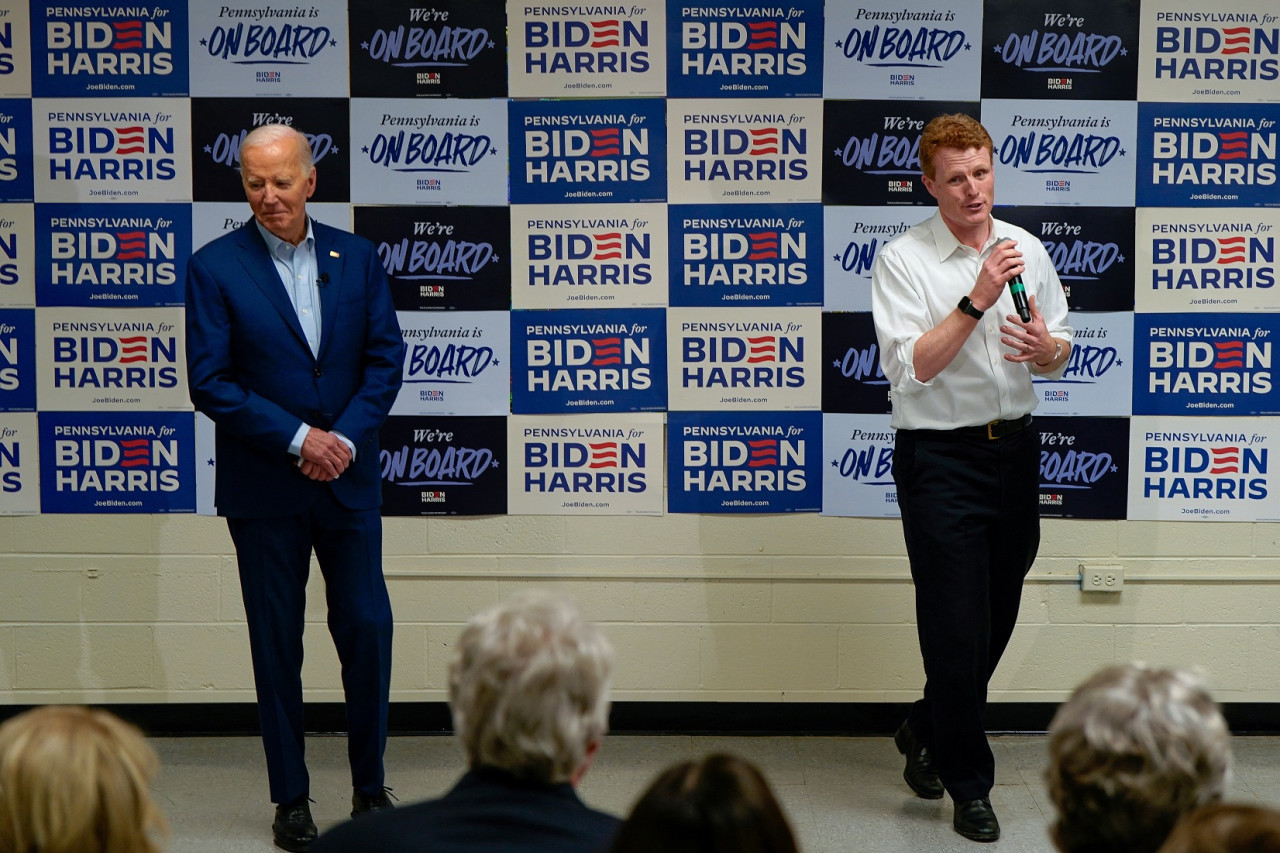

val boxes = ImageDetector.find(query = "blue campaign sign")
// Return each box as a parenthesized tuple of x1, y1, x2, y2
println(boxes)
(1036, 415, 1129, 520)
(0, 308, 35, 411)
(510, 307, 667, 413)
(39, 410, 196, 513)
(667, 410, 822, 513)
(0, 99, 33, 202)
(509, 98, 667, 204)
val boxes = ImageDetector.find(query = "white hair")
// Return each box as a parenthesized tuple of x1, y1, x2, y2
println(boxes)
(240, 124, 313, 172)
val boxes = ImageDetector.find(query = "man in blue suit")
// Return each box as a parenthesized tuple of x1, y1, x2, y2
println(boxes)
(185, 124, 404, 852)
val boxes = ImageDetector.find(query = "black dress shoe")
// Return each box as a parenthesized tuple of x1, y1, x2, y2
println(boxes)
(954, 797, 1001, 842)
(351, 786, 396, 818)
(893, 721, 944, 799)
(272, 797, 317, 852)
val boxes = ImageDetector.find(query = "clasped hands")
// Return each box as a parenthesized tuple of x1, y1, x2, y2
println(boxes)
(975, 240, 1057, 368)
(299, 427, 351, 482)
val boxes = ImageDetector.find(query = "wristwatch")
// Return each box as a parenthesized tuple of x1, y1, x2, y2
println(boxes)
(957, 295, 984, 319)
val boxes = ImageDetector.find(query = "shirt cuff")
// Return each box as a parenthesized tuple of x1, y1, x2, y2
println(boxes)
(289, 423, 309, 458)
(332, 431, 356, 461)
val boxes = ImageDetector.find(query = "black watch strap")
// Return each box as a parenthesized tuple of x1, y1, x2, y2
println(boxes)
(957, 295, 984, 319)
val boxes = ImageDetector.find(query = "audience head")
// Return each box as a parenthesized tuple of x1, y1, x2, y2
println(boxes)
(1047, 663, 1232, 853)
(610, 753, 799, 853)
(0, 705, 166, 853)
(1157, 803, 1280, 853)
(448, 589, 613, 785)
(918, 112, 993, 179)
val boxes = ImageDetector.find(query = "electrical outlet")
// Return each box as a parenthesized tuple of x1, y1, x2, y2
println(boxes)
(1080, 564, 1123, 593)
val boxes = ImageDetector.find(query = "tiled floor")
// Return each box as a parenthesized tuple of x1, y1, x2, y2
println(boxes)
(153, 733, 1280, 852)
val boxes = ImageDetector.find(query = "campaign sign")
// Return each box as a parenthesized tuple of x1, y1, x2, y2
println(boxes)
(35, 203, 190, 308)
(668, 203, 822, 307)
(1128, 415, 1280, 522)
(668, 0, 823, 98)
(190, 97, 349, 203)
(1039, 311, 1132, 417)
(820, 412, 897, 518)
(0, 203, 35, 307)
(821, 311, 891, 415)
(379, 415, 506, 516)
(31, 1, 189, 97)
(510, 0, 665, 98)
(189, 0, 349, 97)
(1136, 102, 1280, 208)
(823, 206, 917, 311)
(667, 410, 822, 513)
(509, 98, 666, 205)
(507, 413, 664, 515)
(668, 97, 822, 204)
(37, 307, 189, 411)
(822, 99, 977, 205)
(393, 310, 509, 417)
(824, 0, 983, 101)
(0, 99, 35, 202)
(0, 412, 39, 515)
(981, 0, 1139, 101)
(1139, 1, 1280, 104)
(355, 205, 509, 312)
(0, 308, 34, 411)
(0, 3, 32, 98)
(350, 97, 507, 205)
(983, 98, 1137, 207)
(1036, 415, 1129, 520)
(350, 0, 507, 98)
(194, 410, 213, 515)
(997, 206, 1135, 311)
(511, 307, 666, 413)
(190, 201, 350, 252)
(39, 410, 195, 513)
(1135, 208, 1280, 313)
(668, 306, 821, 411)
(1133, 313, 1280, 416)
(511, 203, 667, 310)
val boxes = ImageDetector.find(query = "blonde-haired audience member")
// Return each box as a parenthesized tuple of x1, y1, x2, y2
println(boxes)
(1047, 663, 1232, 853)
(1158, 803, 1280, 853)
(0, 705, 166, 853)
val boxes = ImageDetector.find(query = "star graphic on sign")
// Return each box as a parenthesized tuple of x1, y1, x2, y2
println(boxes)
(965, 42, 972, 50)
(1119, 149, 1127, 157)
(331, 146, 340, 154)
(833, 253, 841, 261)
(362, 41, 370, 49)
(488, 40, 495, 48)
(206, 458, 216, 467)
(1120, 47, 1128, 56)
(832, 358, 843, 367)
(204, 145, 212, 153)
(330, 39, 337, 47)
(831, 458, 839, 467)
(833, 147, 843, 157)
(1118, 255, 1126, 263)
(200, 38, 208, 46)
(993, 45, 1002, 53)
(491, 254, 500, 262)
(489, 147, 498, 156)
(835, 39, 844, 48)
(362, 146, 369, 153)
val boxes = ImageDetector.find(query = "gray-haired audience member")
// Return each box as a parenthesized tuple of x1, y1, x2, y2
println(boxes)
(313, 589, 618, 853)
(1158, 803, 1280, 853)
(1047, 663, 1232, 853)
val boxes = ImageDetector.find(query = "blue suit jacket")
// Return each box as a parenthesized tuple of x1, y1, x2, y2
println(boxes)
(185, 219, 403, 518)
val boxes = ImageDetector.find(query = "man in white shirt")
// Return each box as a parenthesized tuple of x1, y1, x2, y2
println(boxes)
(870, 113, 1073, 843)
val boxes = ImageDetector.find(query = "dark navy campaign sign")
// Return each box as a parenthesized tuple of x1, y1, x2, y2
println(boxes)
(981, 0, 1139, 101)
(668, 0, 824, 98)
(822, 98, 979, 205)
(821, 311, 891, 414)
(668, 203, 822, 307)
(379, 415, 506, 515)
(667, 410, 822, 513)
(31, 1, 190, 97)
(349, 0, 506, 98)
(353, 205, 509, 311)
(1036, 415, 1129, 519)
(997, 205, 1135, 311)
(508, 98, 666, 204)
(190, 97, 351, 202)
(39, 410, 195, 513)
(36, 203, 191, 308)
(1133, 313, 1280, 416)
(0, 99, 34, 203)
(511, 307, 666, 413)
(1137, 102, 1280, 208)
(0, 309, 35, 411)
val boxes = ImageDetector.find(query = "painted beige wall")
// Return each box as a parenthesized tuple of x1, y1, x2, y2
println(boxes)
(2, 513, 1279, 705)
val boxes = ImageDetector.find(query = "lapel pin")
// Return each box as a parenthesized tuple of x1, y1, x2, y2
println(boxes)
(330, 250, 340, 258)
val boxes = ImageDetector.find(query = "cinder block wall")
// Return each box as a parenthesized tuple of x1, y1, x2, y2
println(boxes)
(3, 513, 1278, 705)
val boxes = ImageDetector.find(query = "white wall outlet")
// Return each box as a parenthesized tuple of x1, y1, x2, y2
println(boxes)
(1080, 564, 1123, 593)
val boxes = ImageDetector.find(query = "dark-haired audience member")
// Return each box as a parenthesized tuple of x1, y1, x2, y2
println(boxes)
(610, 753, 799, 853)
(0, 705, 167, 853)
(1047, 663, 1232, 853)
(313, 589, 618, 853)
(1158, 803, 1280, 853)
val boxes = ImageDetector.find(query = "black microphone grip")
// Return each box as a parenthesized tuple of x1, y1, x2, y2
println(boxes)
(993, 237, 1031, 323)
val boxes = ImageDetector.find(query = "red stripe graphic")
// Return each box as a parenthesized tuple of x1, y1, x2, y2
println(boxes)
(748, 128, 779, 155)
(746, 21, 779, 50)
(588, 442, 619, 468)
(590, 128, 621, 157)
(116, 231, 146, 260)
(745, 335, 777, 363)
(590, 19, 620, 48)
(591, 337, 622, 365)
(1216, 236, 1246, 264)
(592, 232, 622, 260)
(1213, 340, 1244, 369)
(1217, 132, 1248, 160)
(1209, 446, 1240, 475)
(1220, 27, 1251, 54)
(115, 126, 145, 155)
(117, 335, 149, 363)
(747, 439, 779, 467)
(747, 231, 779, 260)
(113, 21, 143, 50)
(119, 438, 150, 468)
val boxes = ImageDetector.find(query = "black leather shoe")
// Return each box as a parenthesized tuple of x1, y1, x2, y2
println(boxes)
(351, 786, 396, 818)
(954, 797, 1001, 842)
(893, 721, 944, 799)
(272, 797, 317, 852)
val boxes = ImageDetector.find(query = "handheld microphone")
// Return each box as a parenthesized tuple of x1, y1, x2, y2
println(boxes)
(993, 237, 1031, 323)
(317, 273, 329, 287)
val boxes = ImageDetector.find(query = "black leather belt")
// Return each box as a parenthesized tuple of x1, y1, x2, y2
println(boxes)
(912, 413, 1033, 441)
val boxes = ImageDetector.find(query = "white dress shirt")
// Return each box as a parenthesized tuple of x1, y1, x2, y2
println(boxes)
(871, 211, 1073, 431)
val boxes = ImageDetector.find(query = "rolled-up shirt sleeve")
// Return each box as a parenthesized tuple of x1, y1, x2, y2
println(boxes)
(871, 243, 935, 397)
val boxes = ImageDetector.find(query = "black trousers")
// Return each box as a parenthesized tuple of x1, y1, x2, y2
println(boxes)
(893, 422, 1040, 802)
